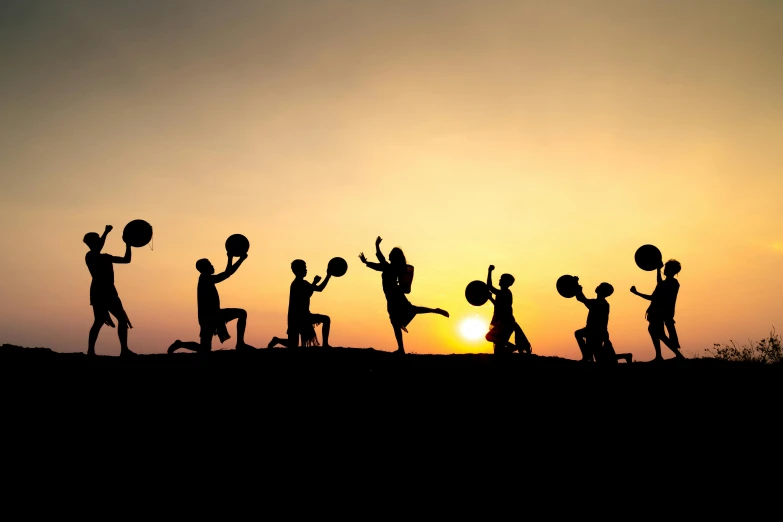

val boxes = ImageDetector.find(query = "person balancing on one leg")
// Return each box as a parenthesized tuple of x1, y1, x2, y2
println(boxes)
(359, 236, 449, 354)
(485, 265, 532, 355)
(83, 225, 136, 356)
(268, 259, 332, 348)
(168, 252, 255, 353)
(631, 259, 684, 361)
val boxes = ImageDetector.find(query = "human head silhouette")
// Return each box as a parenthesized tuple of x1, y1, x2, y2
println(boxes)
(83, 232, 102, 252)
(389, 248, 406, 269)
(291, 259, 307, 278)
(499, 274, 515, 289)
(596, 282, 614, 298)
(664, 259, 681, 277)
(196, 258, 214, 275)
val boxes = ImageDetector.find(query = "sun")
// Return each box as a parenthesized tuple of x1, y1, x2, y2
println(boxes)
(459, 316, 487, 341)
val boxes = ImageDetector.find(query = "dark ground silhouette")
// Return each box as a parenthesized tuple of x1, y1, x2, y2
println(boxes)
(2, 342, 779, 479)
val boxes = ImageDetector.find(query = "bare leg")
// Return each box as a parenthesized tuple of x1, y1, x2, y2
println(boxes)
(88, 320, 102, 355)
(118, 322, 134, 355)
(412, 306, 449, 318)
(574, 328, 592, 362)
(311, 314, 331, 347)
(393, 324, 404, 353)
(221, 308, 254, 350)
(268, 336, 293, 348)
(648, 323, 664, 360)
(168, 340, 210, 353)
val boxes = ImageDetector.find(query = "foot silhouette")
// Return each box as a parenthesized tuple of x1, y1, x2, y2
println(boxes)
(168, 341, 180, 354)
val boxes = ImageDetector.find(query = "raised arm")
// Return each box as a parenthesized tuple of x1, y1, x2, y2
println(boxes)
(374, 236, 386, 263)
(574, 285, 590, 307)
(312, 273, 332, 292)
(656, 265, 663, 284)
(630, 285, 652, 300)
(110, 243, 132, 264)
(213, 253, 247, 283)
(359, 252, 384, 272)
(486, 265, 498, 295)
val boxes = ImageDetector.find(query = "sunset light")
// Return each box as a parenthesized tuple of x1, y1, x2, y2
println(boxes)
(459, 317, 488, 342)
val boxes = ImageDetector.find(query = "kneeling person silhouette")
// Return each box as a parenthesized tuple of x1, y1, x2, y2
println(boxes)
(168, 253, 255, 353)
(485, 265, 532, 355)
(574, 281, 631, 363)
(268, 259, 331, 348)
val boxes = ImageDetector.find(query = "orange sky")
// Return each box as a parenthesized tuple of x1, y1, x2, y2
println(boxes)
(1, 1, 781, 359)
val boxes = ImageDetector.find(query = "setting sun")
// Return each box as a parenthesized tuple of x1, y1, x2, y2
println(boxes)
(459, 317, 487, 341)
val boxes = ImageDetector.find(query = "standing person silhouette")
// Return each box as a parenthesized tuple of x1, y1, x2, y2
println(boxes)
(84, 225, 135, 356)
(485, 265, 532, 354)
(631, 259, 684, 361)
(268, 259, 332, 348)
(168, 253, 256, 353)
(359, 236, 449, 354)
(574, 281, 632, 363)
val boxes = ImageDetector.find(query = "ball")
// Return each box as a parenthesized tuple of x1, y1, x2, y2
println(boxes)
(225, 234, 250, 257)
(122, 220, 153, 248)
(556, 275, 580, 298)
(465, 280, 490, 306)
(635, 244, 663, 271)
(327, 257, 348, 277)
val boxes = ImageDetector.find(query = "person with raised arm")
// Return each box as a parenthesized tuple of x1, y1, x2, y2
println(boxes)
(631, 259, 684, 361)
(574, 281, 631, 363)
(485, 265, 531, 354)
(168, 252, 256, 353)
(359, 236, 449, 354)
(268, 259, 332, 348)
(84, 225, 135, 356)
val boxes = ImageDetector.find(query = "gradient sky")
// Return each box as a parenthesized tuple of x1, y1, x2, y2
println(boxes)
(1, 0, 781, 359)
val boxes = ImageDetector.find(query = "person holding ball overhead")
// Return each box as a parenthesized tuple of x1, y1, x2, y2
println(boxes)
(168, 251, 256, 354)
(83, 224, 136, 356)
(631, 259, 684, 361)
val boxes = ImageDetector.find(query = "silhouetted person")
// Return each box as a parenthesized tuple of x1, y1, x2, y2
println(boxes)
(268, 259, 332, 348)
(359, 236, 449, 354)
(631, 259, 684, 361)
(574, 282, 632, 363)
(485, 265, 531, 355)
(168, 253, 256, 353)
(84, 225, 135, 356)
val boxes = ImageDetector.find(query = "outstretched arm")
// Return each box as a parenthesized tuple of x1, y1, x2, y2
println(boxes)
(656, 266, 663, 284)
(214, 253, 247, 283)
(374, 236, 386, 263)
(630, 286, 652, 300)
(359, 252, 384, 271)
(313, 273, 332, 292)
(486, 265, 498, 295)
(110, 243, 132, 264)
(574, 285, 591, 308)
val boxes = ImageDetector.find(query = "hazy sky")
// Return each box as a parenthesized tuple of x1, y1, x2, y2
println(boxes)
(1, 0, 781, 358)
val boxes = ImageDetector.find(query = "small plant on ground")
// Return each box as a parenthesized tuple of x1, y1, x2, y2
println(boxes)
(705, 327, 781, 363)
